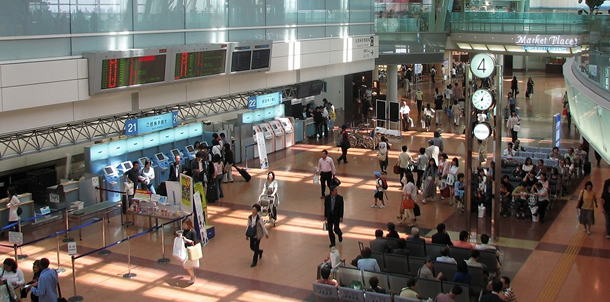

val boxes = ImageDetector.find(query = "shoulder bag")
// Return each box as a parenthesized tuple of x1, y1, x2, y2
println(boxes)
(187, 242, 203, 260)
(245, 216, 258, 238)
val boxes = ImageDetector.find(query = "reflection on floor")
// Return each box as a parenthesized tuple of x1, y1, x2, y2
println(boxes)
(5, 72, 610, 302)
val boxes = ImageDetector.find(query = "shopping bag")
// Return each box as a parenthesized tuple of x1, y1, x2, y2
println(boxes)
(313, 174, 320, 185)
(513, 124, 521, 132)
(393, 164, 400, 174)
(187, 242, 203, 260)
(172, 237, 187, 262)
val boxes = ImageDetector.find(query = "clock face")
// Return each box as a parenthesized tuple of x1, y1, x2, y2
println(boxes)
(472, 89, 494, 111)
(470, 53, 496, 79)
(473, 123, 492, 140)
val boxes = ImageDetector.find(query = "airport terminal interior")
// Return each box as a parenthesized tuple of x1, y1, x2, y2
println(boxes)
(1, 1, 610, 302)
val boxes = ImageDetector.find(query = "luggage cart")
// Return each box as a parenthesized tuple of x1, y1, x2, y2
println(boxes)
(257, 194, 277, 226)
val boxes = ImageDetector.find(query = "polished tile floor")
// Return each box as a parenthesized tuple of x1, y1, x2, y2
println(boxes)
(3, 72, 609, 302)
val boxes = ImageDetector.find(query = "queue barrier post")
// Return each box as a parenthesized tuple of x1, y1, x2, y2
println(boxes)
(56, 232, 66, 273)
(17, 220, 28, 260)
(122, 236, 136, 279)
(63, 207, 74, 242)
(157, 225, 170, 264)
(13, 244, 19, 266)
(94, 217, 111, 256)
(68, 255, 83, 302)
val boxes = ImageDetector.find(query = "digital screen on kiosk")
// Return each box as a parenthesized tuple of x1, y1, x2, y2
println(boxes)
(155, 153, 165, 161)
(100, 55, 166, 90)
(171, 149, 181, 157)
(174, 49, 227, 80)
(186, 145, 195, 152)
(104, 167, 115, 175)
(121, 161, 133, 170)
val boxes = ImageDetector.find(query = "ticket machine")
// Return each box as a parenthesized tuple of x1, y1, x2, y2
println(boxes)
(152, 153, 169, 188)
(257, 123, 275, 154)
(277, 117, 295, 147)
(269, 120, 285, 151)
(184, 145, 197, 160)
(117, 161, 133, 175)
(102, 165, 121, 202)
(138, 156, 149, 168)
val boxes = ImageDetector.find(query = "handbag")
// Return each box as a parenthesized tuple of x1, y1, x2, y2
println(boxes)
(246, 215, 258, 238)
(187, 242, 203, 260)
(331, 176, 341, 187)
(576, 190, 584, 209)
(16, 207, 23, 216)
(393, 164, 400, 174)
(377, 151, 387, 161)
(172, 237, 187, 262)
(562, 108, 567, 115)
(413, 203, 421, 217)
(513, 124, 521, 132)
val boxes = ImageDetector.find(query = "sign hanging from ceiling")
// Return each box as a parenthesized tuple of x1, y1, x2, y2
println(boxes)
(515, 35, 579, 47)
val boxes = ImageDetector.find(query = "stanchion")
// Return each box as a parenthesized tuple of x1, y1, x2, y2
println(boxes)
(68, 256, 83, 302)
(157, 225, 170, 264)
(13, 244, 19, 266)
(17, 220, 27, 259)
(56, 232, 66, 273)
(94, 217, 111, 256)
(122, 236, 136, 279)
(63, 207, 74, 242)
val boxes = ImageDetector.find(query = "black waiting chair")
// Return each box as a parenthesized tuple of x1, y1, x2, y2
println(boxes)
(388, 273, 411, 295)
(408, 256, 426, 277)
(425, 243, 446, 258)
(416, 277, 442, 301)
(434, 261, 458, 281)
(371, 251, 386, 272)
(449, 246, 471, 264)
(337, 266, 363, 288)
(441, 281, 470, 302)
(405, 241, 426, 257)
(384, 253, 409, 275)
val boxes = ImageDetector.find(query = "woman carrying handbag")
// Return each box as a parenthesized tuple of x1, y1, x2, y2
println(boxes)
(246, 204, 269, 267)
(178, 218, 200, 284)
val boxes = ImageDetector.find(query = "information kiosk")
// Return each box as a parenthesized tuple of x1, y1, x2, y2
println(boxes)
(152, 153, 169, 188)
(102, 165, 121, 202)
(252, 125, 263, 158)
(257, 123, 275, 154)
(277, 117, 294, 147)
(184, 145, 197, 160)
(117, 161, 133, 175)
(170, 148, 182, 161)
(269, 120, 285, 151)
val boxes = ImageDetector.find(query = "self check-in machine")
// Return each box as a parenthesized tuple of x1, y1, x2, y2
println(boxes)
(257, 123, 275, 154)
(184, 145, 197, 160)
(152, 153, 169, 188)
(277, 117, 295, 147)
(102, 165, 121, 202)
(269, 120, 285, 151)
(117, 161, 133, 174)
(170, 148, 183, 162)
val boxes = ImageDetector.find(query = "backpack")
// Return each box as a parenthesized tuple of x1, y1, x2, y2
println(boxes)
(380, 177, 388, 190)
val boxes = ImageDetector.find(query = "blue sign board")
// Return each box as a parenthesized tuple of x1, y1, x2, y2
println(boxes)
(553, 113, 561, 147)
(125, 111, 178, 136)
(247, 92, 282, 110)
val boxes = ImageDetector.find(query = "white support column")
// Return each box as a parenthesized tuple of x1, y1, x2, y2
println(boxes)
(387, 64, 398, 104)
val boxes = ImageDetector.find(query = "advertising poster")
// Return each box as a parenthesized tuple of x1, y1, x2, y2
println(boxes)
(194, 181, 206, 208)
(193, 192, 208, 245)
(255, 132, 269, 169)
(180, 174, 193, 213)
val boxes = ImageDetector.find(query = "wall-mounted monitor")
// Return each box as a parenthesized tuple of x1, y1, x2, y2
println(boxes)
(231, 50, 252, 72)
(310, 81, 325, 95)
(251, 48, 271, 70)
(84, 48, 168, 95)
(228, 41, 272, 74)
(296, 83, 311, 99)
(169, 44, 228, 82)
(155, 153, 166, 161)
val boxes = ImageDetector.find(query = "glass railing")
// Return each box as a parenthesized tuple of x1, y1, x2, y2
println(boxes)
(574, 51, 610, 91)
(373, 3, 434, 32)
(450, 12, 590, 34)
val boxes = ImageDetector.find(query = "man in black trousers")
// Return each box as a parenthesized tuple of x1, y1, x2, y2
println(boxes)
(324, 186, 344, 247)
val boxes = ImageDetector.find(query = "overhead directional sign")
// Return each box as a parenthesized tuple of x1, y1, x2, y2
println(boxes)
(247, 92, 282, 110)
(125, 111, 178, 136)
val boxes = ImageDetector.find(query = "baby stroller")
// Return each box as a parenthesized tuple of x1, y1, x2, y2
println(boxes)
(258, 194, 277, 226)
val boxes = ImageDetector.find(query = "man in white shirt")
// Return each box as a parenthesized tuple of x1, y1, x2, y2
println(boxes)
(503, 142, 516, 160)
(436, 247, 457, 264)
(316, 149, 336, 199)
(399, 100, 412, 131)
(425, 140, 440, 166)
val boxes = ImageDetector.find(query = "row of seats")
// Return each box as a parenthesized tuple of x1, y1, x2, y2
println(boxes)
(313, 282, 420, 302)
(519, 146, 568, 154)
(332, 266, 473, 302)
(369, 243, 498, 274)
(502, 157, 560, 167)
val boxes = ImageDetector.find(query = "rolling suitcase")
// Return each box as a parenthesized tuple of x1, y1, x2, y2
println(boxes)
(583, 162, 591, 175)
(234, 166, 252, 182)
(206, 181, 218, 203)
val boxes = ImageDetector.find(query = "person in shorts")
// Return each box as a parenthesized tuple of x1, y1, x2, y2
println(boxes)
(372, 171, 386, 208)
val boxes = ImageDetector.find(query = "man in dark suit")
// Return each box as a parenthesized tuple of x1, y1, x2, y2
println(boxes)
(168, 155, 187, 181)
(324, 186, 344, 247)
(370, 229, 392, 253)
(431, 223, 453, 246)
(480, 279, 504, 302)
(190, 152, 205, 183)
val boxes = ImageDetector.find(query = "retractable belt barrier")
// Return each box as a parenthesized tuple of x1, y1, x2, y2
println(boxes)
(68, 213, 192, 301)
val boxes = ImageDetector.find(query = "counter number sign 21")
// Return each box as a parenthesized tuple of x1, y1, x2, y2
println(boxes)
(470, 53, 496, 79)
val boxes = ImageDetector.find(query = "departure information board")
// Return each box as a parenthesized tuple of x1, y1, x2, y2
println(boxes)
(231, 51, 252, 72)
(100, 55, 167, 90)
(173, 49, 227, 80)
(251, 49, 271, 70)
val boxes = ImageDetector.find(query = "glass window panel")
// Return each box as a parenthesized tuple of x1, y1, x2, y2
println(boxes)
(229, 29, 266, 42)
(326, 0, 348, 24)
(72, 36, 133, 54)
(133, 33, 185, 49)
(70, 0, 133, 34)
(298, 0, 325, 25)
(228, 0, 265, 27)
(186, 31, 229, 44)
(349, 24, 373, 36)
(349, 0, 372, 23)
(186, 0, 228, 29)
(265, 28, 297, 41)
(297, 26, 325, 40)
(326, 26, 348, 38)
(134, 0, 185, 31)
(0, 1, 70, 36)
(599, 109, 610, 155)
(571, 92, 603, 147)
(0, 39, 71, 61)
(266, 0, 297, 26)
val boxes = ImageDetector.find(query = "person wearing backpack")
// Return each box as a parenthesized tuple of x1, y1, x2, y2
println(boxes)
(372, 172, 387, 208)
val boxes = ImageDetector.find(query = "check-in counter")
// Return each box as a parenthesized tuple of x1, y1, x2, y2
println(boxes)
(0, 193, 35, 228)
(46, 180, 79, 210)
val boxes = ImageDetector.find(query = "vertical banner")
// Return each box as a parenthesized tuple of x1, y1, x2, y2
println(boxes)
(255, 132, 269, 169)
(553, 114, 561, 147)
(180, 174, 193, 213)
(193, 192, 208, 245)
(193, 182, 206, 208)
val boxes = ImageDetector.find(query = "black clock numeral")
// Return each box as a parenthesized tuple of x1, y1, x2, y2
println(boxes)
(477, 59, 486, 73)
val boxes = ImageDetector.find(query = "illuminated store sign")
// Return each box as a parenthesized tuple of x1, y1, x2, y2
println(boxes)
(516, 35, 578, 47)
(523, 46, 569, 52)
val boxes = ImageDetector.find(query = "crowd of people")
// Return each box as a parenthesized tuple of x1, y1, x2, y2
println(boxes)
(0, 257, 59, 302)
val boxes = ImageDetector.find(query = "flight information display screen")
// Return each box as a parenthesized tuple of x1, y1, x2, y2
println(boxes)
(251, 49, 271, 70)
(231, 51, 252, 72)
(174, 49, 227, 80)
(100, 55, 166, 90)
